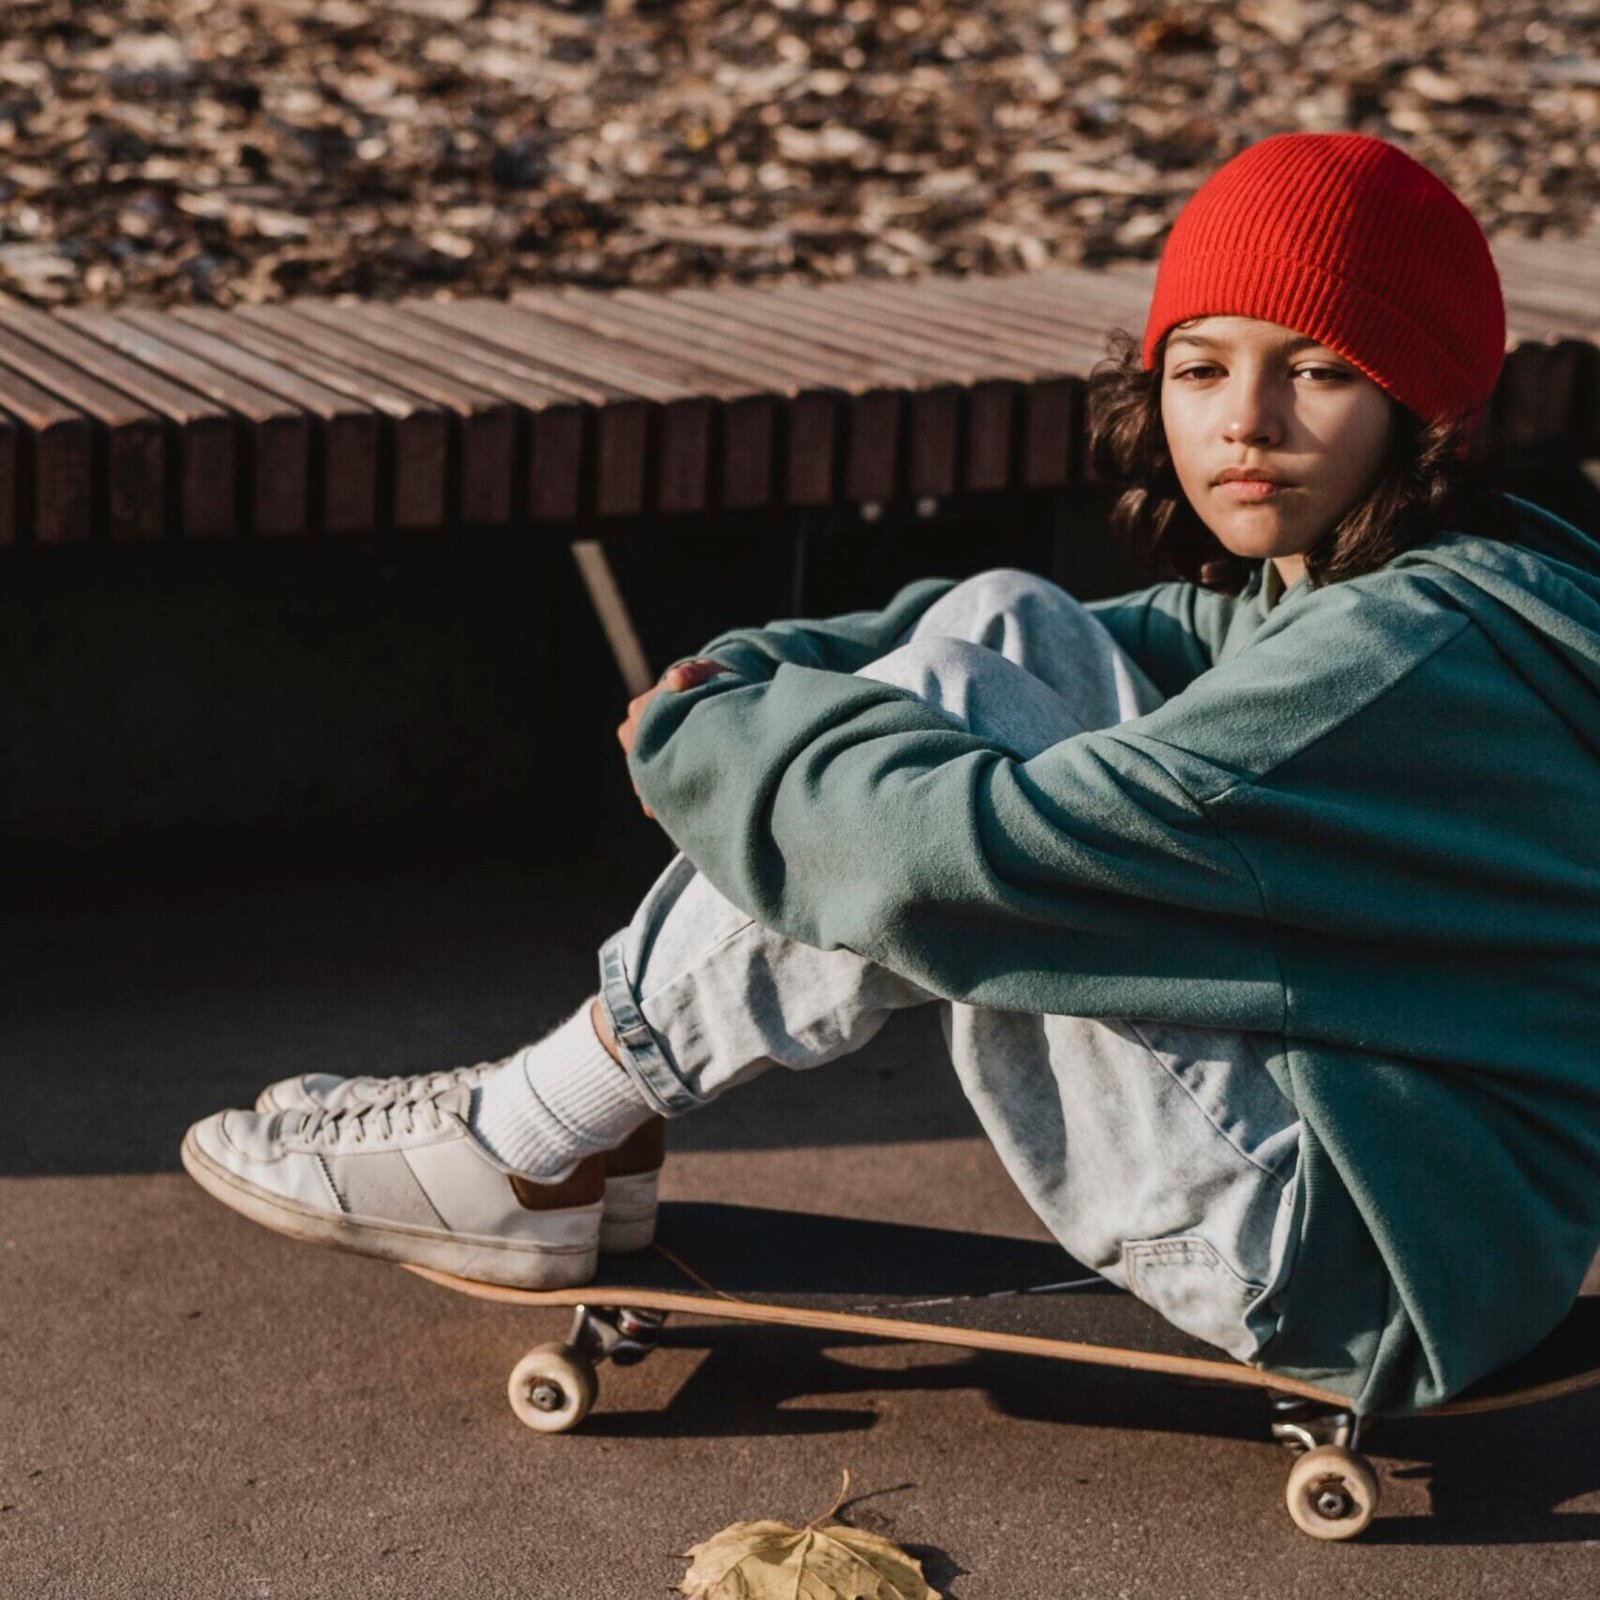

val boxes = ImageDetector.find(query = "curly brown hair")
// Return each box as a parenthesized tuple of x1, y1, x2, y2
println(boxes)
(1083, 322, 1523, 595)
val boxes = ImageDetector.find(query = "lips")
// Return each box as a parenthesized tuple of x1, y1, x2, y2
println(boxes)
(1217, 480, 1289, 502)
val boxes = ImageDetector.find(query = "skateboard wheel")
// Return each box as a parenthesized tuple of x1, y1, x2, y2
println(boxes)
(507, 1342, 598, 1434)
(1284, 1445, 1379, 1540)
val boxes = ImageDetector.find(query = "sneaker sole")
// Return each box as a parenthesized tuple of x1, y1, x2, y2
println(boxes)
(180, 1128, 600, 1290)
(252, 1085, 659, 1254)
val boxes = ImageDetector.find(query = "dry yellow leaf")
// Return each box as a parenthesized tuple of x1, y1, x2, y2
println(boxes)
(677, 1473, 940, 1600)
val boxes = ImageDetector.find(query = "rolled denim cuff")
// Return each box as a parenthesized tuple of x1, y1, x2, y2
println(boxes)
(596, 927, 709, 1117)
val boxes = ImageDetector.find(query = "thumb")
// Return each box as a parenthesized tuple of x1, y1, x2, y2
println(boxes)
(667, 658, 724, 689)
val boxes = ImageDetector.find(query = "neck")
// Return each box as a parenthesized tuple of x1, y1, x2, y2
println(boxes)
(1271, 554, 1306, 590)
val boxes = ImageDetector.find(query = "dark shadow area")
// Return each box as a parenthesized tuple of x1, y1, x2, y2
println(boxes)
(569, 1201, 1154, 1334)
(1360, 1390, 1600, 1545)
(572, 1320, 1272, 1448)
(0, 496, 1077, 882)
(1, 467, 1593, 882)
(1, 839, 982, 1176)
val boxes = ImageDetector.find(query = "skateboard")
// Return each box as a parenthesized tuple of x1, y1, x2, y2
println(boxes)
(405, 1201, 1600, 1542)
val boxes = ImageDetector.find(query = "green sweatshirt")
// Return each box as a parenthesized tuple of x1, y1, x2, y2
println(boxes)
(628, 494, 1600, 1416)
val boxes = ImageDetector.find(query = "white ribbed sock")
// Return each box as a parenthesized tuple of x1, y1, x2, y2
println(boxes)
(470, 999, 654, 1179)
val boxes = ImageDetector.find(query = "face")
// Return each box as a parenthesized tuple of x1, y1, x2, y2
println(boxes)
(1159, 315, 1397, 587)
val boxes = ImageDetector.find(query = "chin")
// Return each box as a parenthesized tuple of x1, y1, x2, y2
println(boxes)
(1207, 527, 1293, 559)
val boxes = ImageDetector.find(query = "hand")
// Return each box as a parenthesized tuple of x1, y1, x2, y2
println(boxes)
(617, 658, 732, 819)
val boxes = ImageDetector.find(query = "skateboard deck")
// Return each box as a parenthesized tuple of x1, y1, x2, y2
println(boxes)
(406, 1202, 1600, 1539)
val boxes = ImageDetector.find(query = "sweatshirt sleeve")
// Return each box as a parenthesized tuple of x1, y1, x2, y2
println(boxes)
(627, 659, 1287, 1029)
(1083, 579, 1246, 698)
(626, 571, 1469, 1029)
(667, 574, 961, 685)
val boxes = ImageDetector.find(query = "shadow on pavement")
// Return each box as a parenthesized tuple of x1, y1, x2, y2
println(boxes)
(569, 1321, 1271, 1447)
(1363, 1391, 1600, 1546)
(557, 1320, 1600, 1547)
(2, 841, 982, 1176)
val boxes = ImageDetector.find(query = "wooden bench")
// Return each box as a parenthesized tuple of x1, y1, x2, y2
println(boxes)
(0, 229, 1594, 551)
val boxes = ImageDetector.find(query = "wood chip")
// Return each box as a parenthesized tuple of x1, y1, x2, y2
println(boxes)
(0, 0, 1591, 307)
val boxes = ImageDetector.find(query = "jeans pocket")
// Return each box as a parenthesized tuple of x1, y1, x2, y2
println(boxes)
(1121, 1235, 1265, 1363)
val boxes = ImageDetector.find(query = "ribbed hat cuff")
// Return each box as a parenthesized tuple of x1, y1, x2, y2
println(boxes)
(1144, 249, 1496, 423)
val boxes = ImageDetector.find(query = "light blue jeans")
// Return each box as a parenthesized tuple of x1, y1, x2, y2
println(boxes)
(595, 568, 1304, 1364)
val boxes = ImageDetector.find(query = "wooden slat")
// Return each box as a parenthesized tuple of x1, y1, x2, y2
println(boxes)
(0, 344, 97, 542)
(510, 288, 794, 512)
(425, 297, 722, 518)
(58, 308, 309, 537)
(0, 305, 235, 538)
(0, 227, 1593, 545)
(0, 321, 165, 541)
(730, 282, 1040, 496)
(243, 302, 518, 530)
(1493, 236, 1599, 335)
(892, 275, 1142, 486)
(1494, 338, 1595, 462)
(800, 280, 1085, 492)
(0, 409, 17, 545)
(720, 283, 979, 498)
(858, 276, 1113, 488)
(406, 298, 672, 518)
(921, 274, 1137, 364)
(333, 300, 604, 526)
(595, 287, 865, 507)
(116, 308, 381, 536)
(402, 299, 656, 520)
(983, 270, 1154, 359)
(748, 272, 1088, 492)
(760, 278, 1034, 496)
(664, 284, 955, 504)
(858, 278, 1076, 487)
(172, 307, 450, 532)
(667, 285, 925, 504)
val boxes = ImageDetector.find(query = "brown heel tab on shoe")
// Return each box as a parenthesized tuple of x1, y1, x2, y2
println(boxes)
(508, 1154, 606, 1211)
(604, 1116, 666, 1178)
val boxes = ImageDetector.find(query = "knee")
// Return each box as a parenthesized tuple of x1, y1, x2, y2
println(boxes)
(918, 567, 1086, 642)
(855, 634, 997, 693)
(948, 566, 1076, 613)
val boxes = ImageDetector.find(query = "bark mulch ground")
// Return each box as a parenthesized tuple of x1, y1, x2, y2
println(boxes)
(0, 0, 1596, 307)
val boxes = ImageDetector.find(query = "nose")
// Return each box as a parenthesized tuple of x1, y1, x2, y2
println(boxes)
(1222, 372, 1286, 447)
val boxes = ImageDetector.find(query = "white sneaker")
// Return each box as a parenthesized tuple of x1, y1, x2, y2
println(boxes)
(181, 1086, 603, 1289)
(254, 1061, 664, 1254)
(255, 1061, 497, 1117)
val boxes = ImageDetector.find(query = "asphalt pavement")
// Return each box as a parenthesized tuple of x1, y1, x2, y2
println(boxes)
(5, 843, 1597, 1598)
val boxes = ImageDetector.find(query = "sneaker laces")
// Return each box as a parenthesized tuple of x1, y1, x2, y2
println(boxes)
(352, 1058, 507, 1108)
(297, 1084, 467, 1149)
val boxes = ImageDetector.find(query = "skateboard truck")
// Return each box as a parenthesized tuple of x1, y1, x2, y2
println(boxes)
(1268, 1394, 1379, 1539)
(506, 1304, 668, 1435)
(570, 1303, 668, 1369)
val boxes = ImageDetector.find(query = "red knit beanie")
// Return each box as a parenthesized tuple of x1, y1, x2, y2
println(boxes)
(1142, 132, 1505, 428)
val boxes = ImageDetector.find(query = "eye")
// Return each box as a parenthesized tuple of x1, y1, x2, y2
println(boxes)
(1169, 363, 1350, 382)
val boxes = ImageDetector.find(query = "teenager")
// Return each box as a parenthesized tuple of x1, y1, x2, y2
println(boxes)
(183, 131, 1600, 1417)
